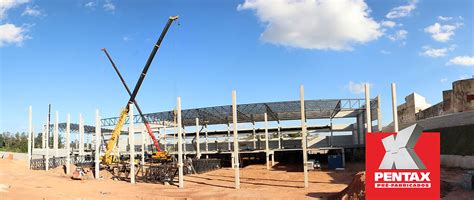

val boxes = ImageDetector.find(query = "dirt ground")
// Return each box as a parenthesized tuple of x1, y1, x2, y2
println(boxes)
(0, 159, 363, 200)
(441, 167, 474, 200)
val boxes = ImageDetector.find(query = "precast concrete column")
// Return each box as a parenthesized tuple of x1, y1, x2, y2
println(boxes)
(300, 85, 308, 188)
(205, 124, 209, 152)
(271, 152, 275, 166)
(232, 90, 240, 189)
(95, 109, 100, 180)
(54, 111, 59, 157)
(365, 84, 372, 133)
(391, 83, 399, 132)
(66, 114, 71, 174)
(45, 115, 50, 171)
(129, 104, 136, 184)
(79, 114, 84, 156)
(28, 106, 32, 169)
(264, 113, 270, 170)
(177, 97, 184, 188)
(196, 118, 201, 158)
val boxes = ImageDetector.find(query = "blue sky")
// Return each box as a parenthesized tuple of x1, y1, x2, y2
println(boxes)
(1, 0, 473, 133)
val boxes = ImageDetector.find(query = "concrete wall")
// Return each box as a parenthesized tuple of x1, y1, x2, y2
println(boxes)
(441, 155, 474, 169)
(443, 90, 453, 113)
(416, 102, 443, 121)
(452, 78, 474, 112)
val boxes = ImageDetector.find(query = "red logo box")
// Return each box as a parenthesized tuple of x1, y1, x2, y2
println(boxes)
(366, 126, 440, 200)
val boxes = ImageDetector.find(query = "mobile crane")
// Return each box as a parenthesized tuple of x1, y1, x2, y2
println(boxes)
(101, 16, 179, 164)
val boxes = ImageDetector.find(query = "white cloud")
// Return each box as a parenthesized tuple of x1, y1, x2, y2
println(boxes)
(424, 22, 462, 42)
(381, 20, 396, 28)
(386, 0, 417, 19)
(21, 6, 41, 17)
(237, 0, 382, 51)
(380, 50, 391, 54)
(85, 2, 96, 8)
(446, 56, 474, 66)
(122, 36, 129, 41)
(0, 23, 29, 47)
(420, 47, 447, 57)
(438, 16, 452, 21)
(387, 29, 407, 41)
(103, 0, 115, 12)
(419, 45, 455, 58)
(0, 0, 29, 20)
(440, 78, 448, 83)
(346, 81, 371, 94)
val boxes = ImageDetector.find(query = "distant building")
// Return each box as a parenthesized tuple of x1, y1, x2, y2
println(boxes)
(384, 77, 474, 131)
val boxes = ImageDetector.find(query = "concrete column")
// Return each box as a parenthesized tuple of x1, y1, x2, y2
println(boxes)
(264, 113, 270, 170)
(252, 121, 256, 149)
(365, 84, 372, 133)
(129, 104, 135, 184)
(45, 115, 50, 171)
(227, 124, 231, 151)
(79, 114, 84, 156)
(232, 90, 240, 189)
(95, 109, 100, 180)
(377, 94, 382, 132)
(300, 85, 308, 188)
(177, 97, 184, 188)
(66, 114, 71, 174)
(54, 111, 59, 157)
(277, 120, 281, 149)
(271, 152, 275, 166)
(391, 83, 399, 132)
(205, 124, 209, 153)
(196, 118, 201, 158)
(28, 106, 32, 169)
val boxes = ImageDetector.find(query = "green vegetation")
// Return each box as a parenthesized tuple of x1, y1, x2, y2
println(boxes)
(0, 132, 28, 153)
(0, 132, 65, 153)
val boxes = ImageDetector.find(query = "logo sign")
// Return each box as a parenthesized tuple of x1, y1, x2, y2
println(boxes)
(366, 124, 439, 200)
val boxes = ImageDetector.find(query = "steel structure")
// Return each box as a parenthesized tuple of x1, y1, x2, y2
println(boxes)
(100, 98, 378, 127)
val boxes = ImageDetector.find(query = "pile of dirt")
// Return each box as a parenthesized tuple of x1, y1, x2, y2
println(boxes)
(331, 171, 366, 200)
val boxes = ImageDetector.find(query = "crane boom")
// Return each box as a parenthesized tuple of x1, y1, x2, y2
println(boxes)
(102, 48, 161, 152)
(102, 16, 179, 164)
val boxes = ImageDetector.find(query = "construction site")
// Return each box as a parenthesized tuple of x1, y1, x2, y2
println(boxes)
(1, 1, 474, 199)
